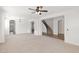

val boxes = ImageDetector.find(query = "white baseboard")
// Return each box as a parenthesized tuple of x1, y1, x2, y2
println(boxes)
(0, 40, 5, 43)
(64, 40, 79, 46)
(53, 33, 58, 35)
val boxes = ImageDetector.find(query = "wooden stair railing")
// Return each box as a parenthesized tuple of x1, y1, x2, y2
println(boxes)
(42, 20, 53, 36)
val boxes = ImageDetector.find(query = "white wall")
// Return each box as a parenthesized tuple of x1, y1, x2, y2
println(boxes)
(16, 19, 31, 34)
(34, 19, 42, 35)
(4, 7, 43, 35)
(0, 15, 5, 43)
(5, 15, 43, 36)
(64, 10, 79, 46)
(0, 7, 5, 43)
(4, 15, 43, 36)
(5, 16, 32, 35)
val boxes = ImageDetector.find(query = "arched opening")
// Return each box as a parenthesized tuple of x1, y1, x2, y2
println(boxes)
(9, 20, 16, 34)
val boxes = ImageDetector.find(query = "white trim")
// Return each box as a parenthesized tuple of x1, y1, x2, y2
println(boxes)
(53, 33, 58, 35)
(64, 40, 79, 46)
(0, 39, 5, 43)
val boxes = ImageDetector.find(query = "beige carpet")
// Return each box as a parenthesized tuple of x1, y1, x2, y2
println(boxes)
(0, 33, 79, 53)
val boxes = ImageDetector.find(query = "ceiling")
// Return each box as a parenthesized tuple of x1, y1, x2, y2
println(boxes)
(2, 6, 79, 19)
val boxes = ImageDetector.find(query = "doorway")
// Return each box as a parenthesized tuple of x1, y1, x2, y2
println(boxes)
(31, 21, 34, 34)
(58, 20, 64, 40)
(9, 20, 16, 34)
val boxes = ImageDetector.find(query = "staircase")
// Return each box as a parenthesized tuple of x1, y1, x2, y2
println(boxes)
(42, 20, 53, 36)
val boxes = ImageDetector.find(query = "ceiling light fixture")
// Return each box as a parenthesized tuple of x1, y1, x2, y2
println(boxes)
(28, 6, 48, 15)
